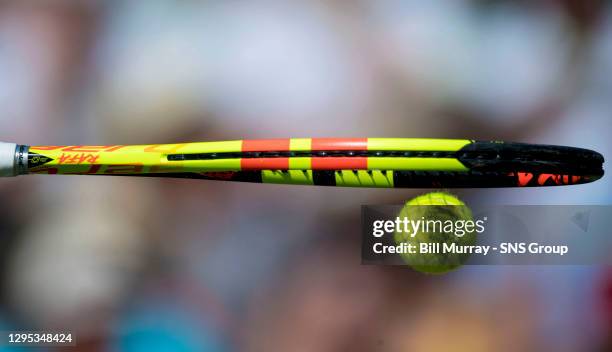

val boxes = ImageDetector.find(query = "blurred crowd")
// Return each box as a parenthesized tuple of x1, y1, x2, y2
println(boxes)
(0, 1, 611, 351)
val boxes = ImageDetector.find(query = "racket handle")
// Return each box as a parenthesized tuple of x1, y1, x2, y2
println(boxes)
(0, 142, 17, 177)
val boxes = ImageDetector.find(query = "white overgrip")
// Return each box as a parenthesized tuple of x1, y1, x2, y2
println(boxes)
(0, 142, 17, 177)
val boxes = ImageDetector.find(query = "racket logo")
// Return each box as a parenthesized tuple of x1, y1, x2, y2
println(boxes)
(58, 153, 100, 165)
(517, 172, 583, 186)
(28, 153, 54, 168)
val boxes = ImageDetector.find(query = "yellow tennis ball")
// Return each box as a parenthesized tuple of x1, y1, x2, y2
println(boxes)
(394, 192, 477, 274)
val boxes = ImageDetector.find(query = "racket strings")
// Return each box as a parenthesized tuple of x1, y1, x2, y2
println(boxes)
(167, 150, 458, 160)
(166, 149, 602, 175)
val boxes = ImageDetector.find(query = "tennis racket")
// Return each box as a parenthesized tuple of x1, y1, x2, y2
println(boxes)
(0, 138, 604, 188)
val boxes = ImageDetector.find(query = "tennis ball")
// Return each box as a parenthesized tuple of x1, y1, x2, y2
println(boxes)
(394, 192, 477, 274)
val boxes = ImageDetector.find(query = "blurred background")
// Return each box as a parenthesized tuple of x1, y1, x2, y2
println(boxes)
(0, 0, 611, 351)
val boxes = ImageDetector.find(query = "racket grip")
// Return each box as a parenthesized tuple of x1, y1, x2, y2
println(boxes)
(0, 142, 17, 177)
